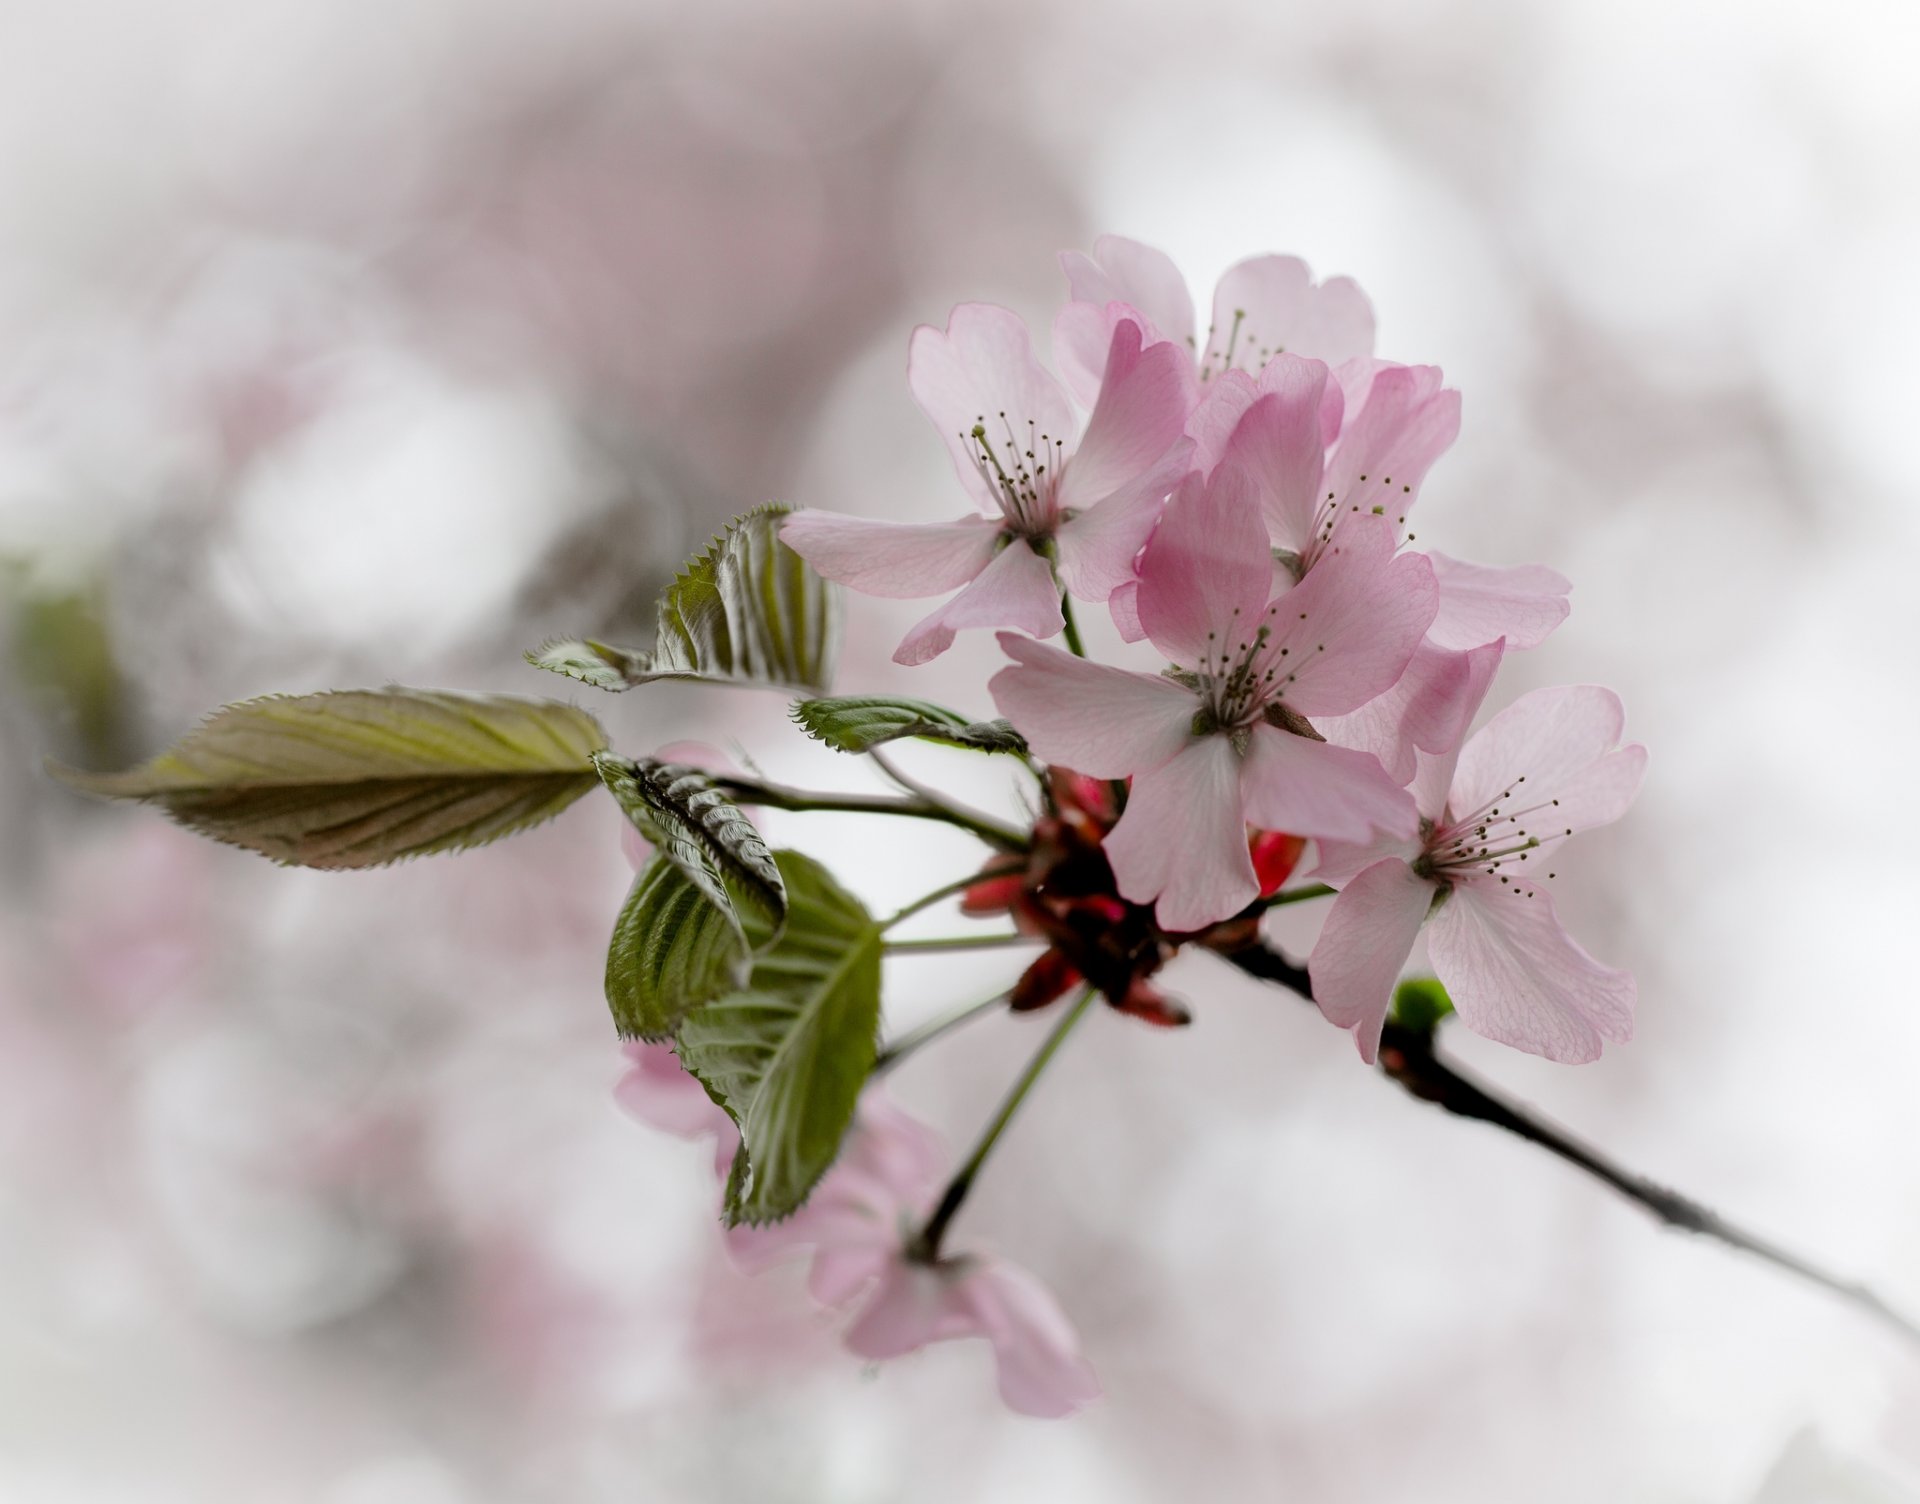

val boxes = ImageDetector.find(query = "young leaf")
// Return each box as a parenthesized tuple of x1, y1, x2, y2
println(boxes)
(529, 505, 839, 693)
(49, 689, 608, 869)
(605, 855, 753, 1039)
(791, 695, 1029, 755)
(591, 753, 785, 929)
(676, 850, 882, 1225)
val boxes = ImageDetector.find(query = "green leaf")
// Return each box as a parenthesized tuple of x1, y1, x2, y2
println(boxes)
(676, 850, 882, 1225)
(791, 695, 1028, 755)
(604, 855, 754, 1040)
(529, 505, 839, 693)
(591, 753, 785, 929)
(49, 689, 609, 869)
(1390, 976, 1455, 1033)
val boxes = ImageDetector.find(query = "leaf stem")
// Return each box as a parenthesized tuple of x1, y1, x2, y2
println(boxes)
(911, 985, 1098, 1262)
(1264, 882, 1334, 908)
(873, 992, 1010, 1074)
(715, 775, 1029, 852)
(881, 861, 1023, 933)
(1215, 938, 1920, 1351)
(1058, 591, 1088, 659)
(884, 932, 1035, 955)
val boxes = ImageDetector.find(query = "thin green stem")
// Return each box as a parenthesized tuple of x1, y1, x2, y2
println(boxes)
(1058, 590, 1088, 658)
(716, 775, 1028, 852)
(911, 985, 1098, 1262)
(873, 992, 1009, 1074)
(881, 861, 1023, 933)
(1264, 883, 1334, 909)
(884, 932, 1035, 955)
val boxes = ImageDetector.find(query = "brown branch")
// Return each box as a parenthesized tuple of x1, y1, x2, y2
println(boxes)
(1215, 938, 1920, 1350)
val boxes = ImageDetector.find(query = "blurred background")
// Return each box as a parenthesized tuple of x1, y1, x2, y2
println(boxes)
(2, 0, 1918, 1498)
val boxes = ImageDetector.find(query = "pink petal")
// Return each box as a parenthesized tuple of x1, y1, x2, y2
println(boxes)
(1311, 827, 1424, 888)
(1315, 364, 1459, 555)
(893, 538, 1063, 666)
(1238, 723, 1418, 844)
(613, 1043, 738, 1173)
(960, 1259, 1103, 1418)
(1427, 551, 1572, 652)
(1135, 468, 1272, 670)
(1316, 637, 1506, 787)
(989, 632, 1197, 778)
(1404, 639, 1508, 821)
(1448, 685, 1647, 839)
(1055, 317, 1194, 514)
(1067, 236, 1195, 348)
(1055, 236, 1195, 405)
(844, 1258, 977, 1359)
(780, 510, 1003, 599)
(1206, 256, 1375, 377)
(1053, 435, 1194, 602)
(1258, 514, 1438, 717)
(1107, 578, 1147, 641)
(1425, 878, 1635, 1063)
(1185, 367, 1261, 474)
(1104, 735, 1257, 931)
(1214, 358, 1332, 557)
(1308, 858, 1436, 1062)
(809, 1245, 892, 1306)
(909, 303, 1078, 517)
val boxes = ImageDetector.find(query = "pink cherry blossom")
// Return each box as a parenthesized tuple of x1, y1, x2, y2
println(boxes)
(781, 303, 1192, 665)
(1053, 234, 1374, 410)
(729, 1091, 1099, 1418)
(1308, 680, 1647, 1064)
(843, 1251, 1102, 1419)
(991, 470, 1434, 931)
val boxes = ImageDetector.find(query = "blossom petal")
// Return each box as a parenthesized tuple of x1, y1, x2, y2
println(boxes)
(910, 304, 1078, 517)
(1316, 364, 1460, 553)
(1185, 368, 1261, 474)
(1448, 685, 1647, 838)
(1427, 551, 1572, 651)
(1215, 358, 1332, 557)
(1055, 236, 1195, 406)
(844, 1260, 975, 1358)
(894, 539, 1063, 665)
(781, 510, 1002, 599)
(1067, 236, 1195, 348)
(1308, 858, 1435, 1062)
(1107, 578, 1147, 641)
(1239, 723, 1418, 844)
(1053, 434, 1192, 601)
(989, 631, 1197, 778)
(1258, 514, 1438, 717)
(1135, 469, 1272, 670)
(1056, 317, 1193, 512)
(1426, 878, 1635, 1063)
(1205, 256, 1375, 378)
(1317, 637, 1506, 787)
(1104, 735, 1257, 931)
(1405, 639, 1507, 821)
(961, 1259, 1103, 1418)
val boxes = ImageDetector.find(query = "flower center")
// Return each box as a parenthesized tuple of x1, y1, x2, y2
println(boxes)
(1301, 472, 1416, 572)
(1191, 601, 1319, 733)
(1416, 776, 1578, 898)
(966, 413, 1066, 537)
(1196, 307, 1289, 383)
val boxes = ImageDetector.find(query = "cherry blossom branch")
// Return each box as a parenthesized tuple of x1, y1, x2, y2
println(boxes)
(911, 984, 1099, 1262)
(873, 991, 1011, 1074)
(1057, 591, 1089, 659)
(1216, 938, 1920, 1350)
(881, 863, 1023, 930)
(713, 774, 1029, 852)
